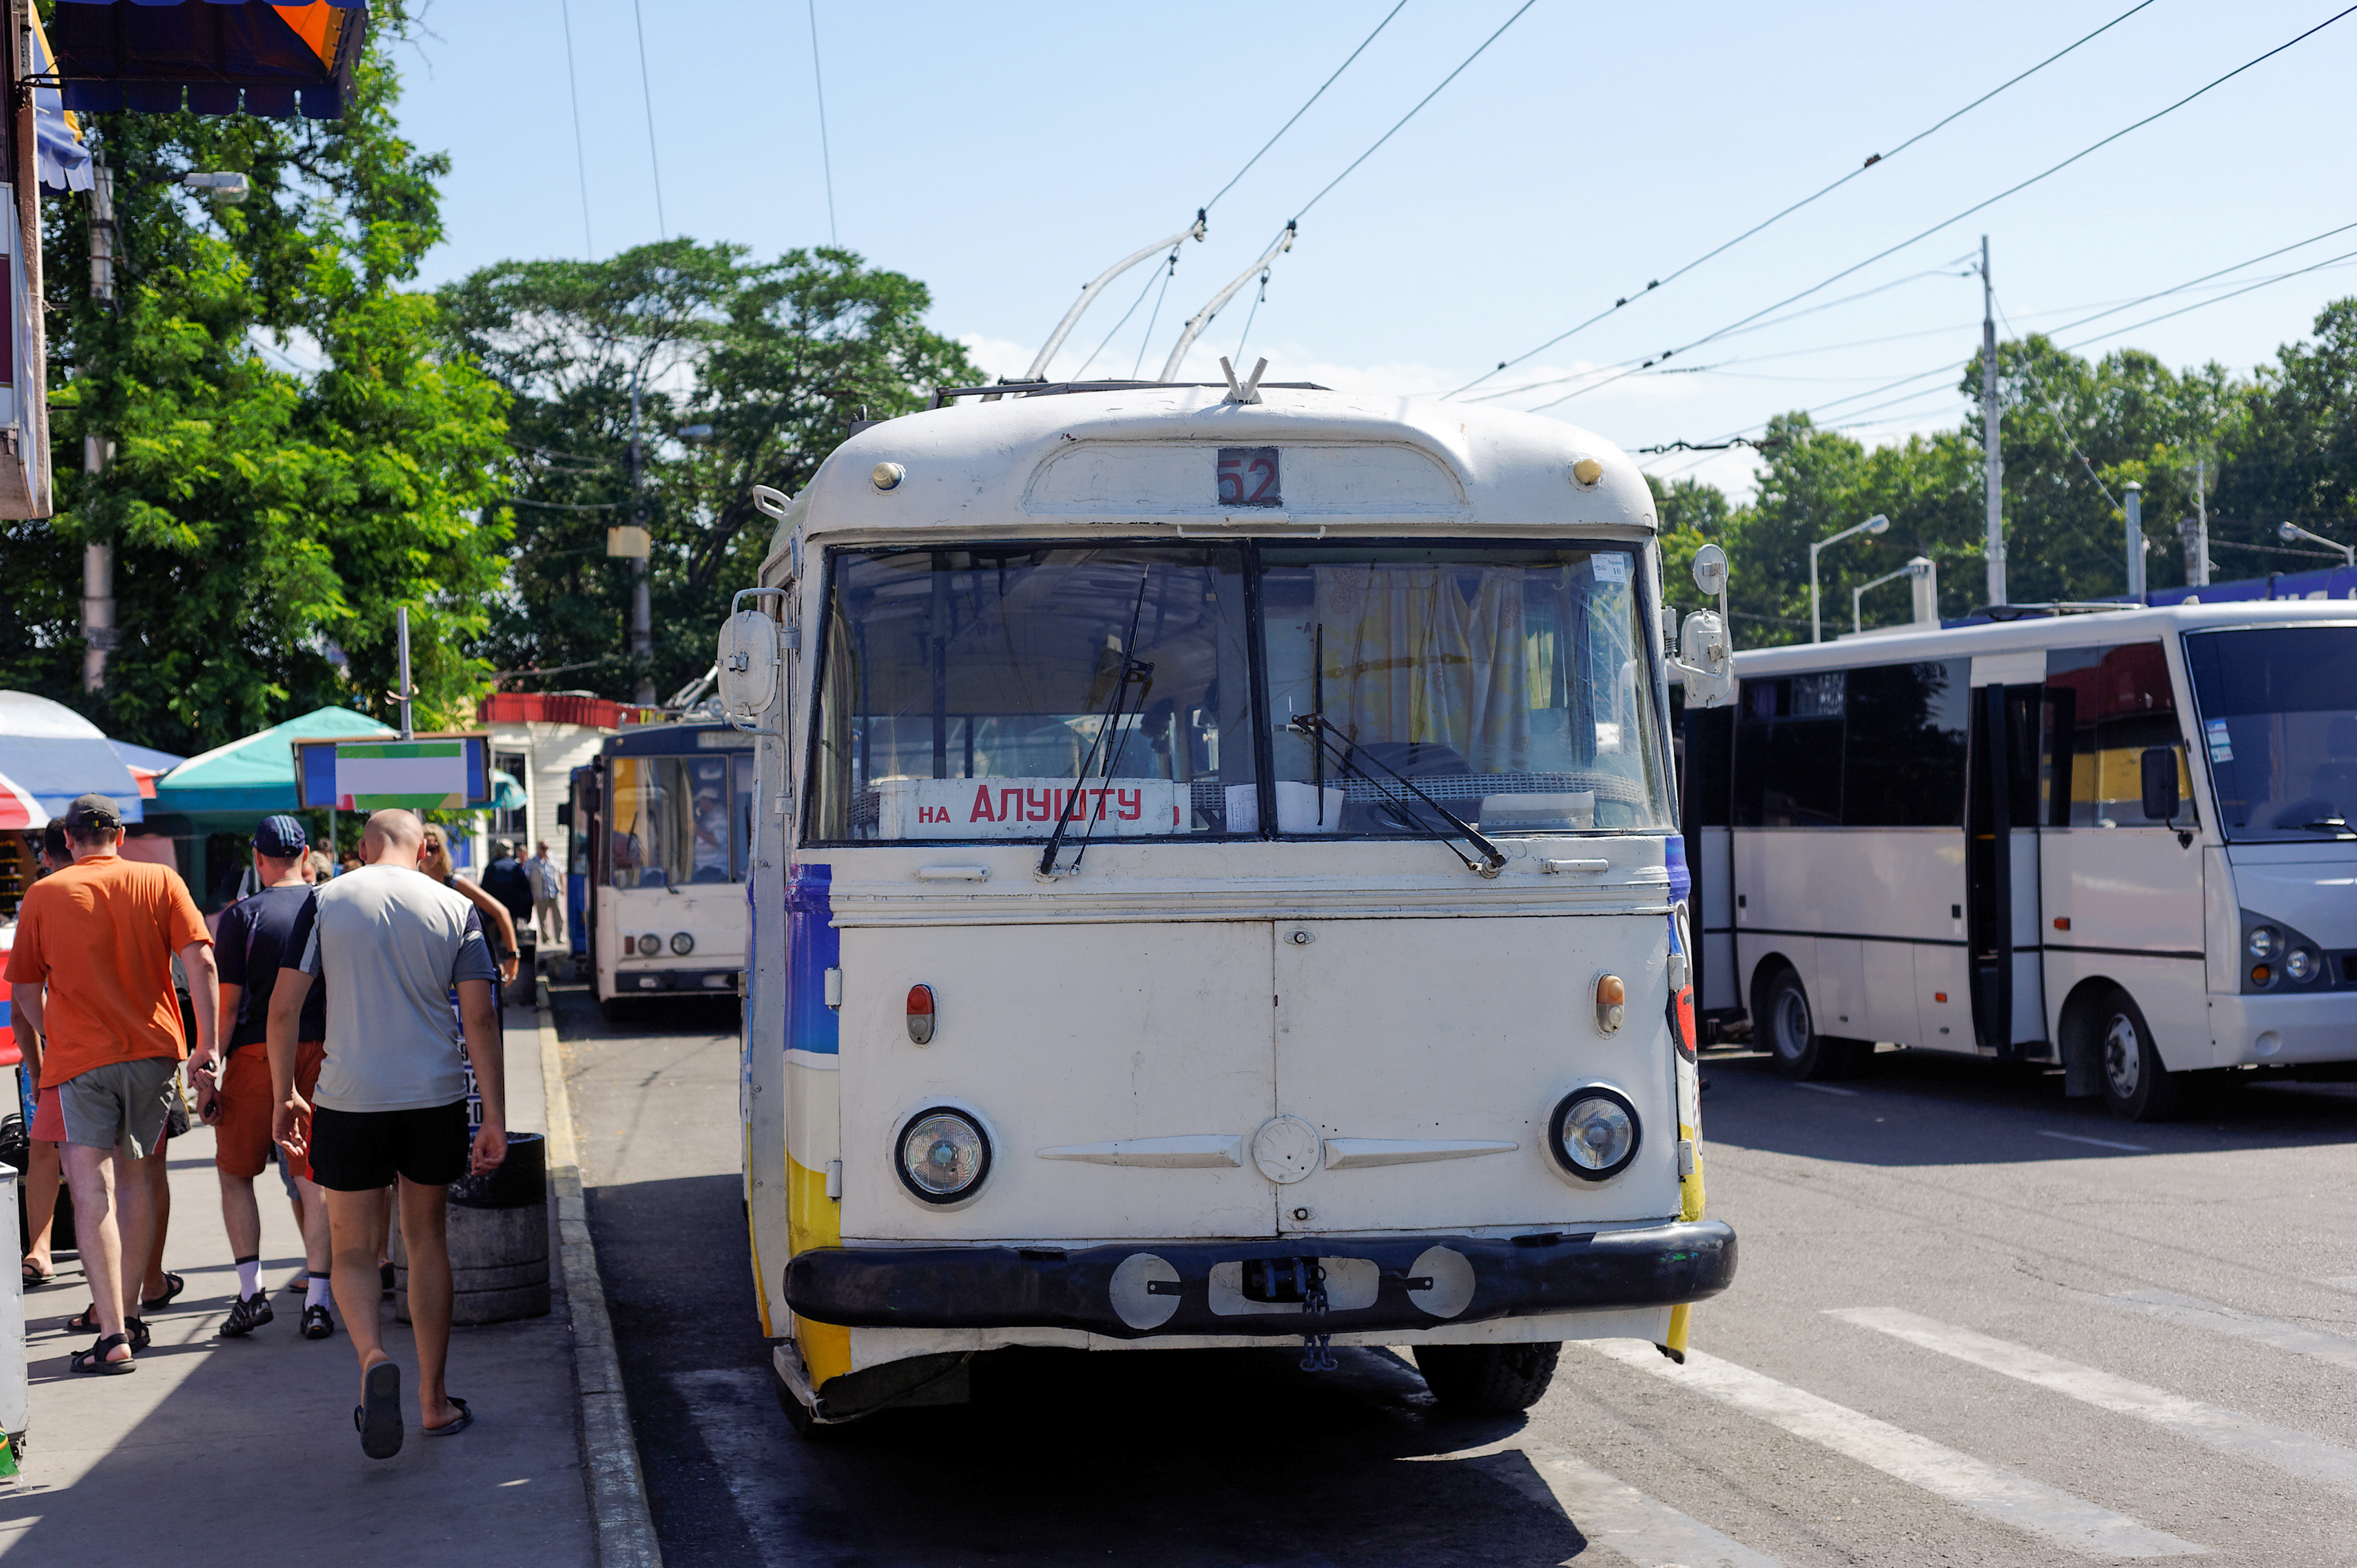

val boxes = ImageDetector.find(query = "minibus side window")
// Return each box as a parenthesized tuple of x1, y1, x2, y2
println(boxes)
(2045, 643, 2187, 828)
(1841, 660, 1969, 827)
(1734, 673, 1844, 827)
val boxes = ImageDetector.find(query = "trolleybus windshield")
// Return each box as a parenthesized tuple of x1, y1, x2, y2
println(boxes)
(2185, 625, 2357, 841)
(610, 752, 748, 885)
(809, 541, 1672, 843)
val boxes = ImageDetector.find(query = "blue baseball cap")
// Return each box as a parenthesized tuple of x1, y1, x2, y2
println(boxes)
(253, 814, 309, 856)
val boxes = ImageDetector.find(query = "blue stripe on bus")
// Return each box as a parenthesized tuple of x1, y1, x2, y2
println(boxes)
(786, 862, 839, 1056)
(1664, 833, 1689, 905)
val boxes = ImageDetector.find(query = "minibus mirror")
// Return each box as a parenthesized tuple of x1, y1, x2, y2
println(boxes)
(1691, 545, 1728, 597)
(2140, 746, 2180, 822)
(555, 803, 572, 827)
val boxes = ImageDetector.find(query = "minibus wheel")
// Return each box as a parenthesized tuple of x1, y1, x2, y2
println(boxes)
(1412, 1341, 1561, 1413)
(2097, 987, 2180, 1123)
(1761, 968, 1853, 1080)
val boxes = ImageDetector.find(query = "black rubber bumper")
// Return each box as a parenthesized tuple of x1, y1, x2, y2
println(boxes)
(782, 1220, 1736, 1340)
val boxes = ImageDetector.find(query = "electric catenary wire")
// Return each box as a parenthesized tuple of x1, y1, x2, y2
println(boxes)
(1448, 0, 2182, 397)
(1202, 0, 1410, 213)
(630, 0, 667, 240)
(808, 0, 838, 245)
(1075, 255, 1170, 378)
(1526, 7, 2357, 416)
(559, 0, 593, 256)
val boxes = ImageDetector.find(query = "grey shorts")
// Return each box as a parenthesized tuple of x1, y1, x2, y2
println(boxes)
(58, 1057, 181, 1158)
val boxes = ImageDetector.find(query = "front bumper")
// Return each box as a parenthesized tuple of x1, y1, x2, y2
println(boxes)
(610, 964, 742, 994)
(782, 1220, 1736, 1341)
(2206, 991, 2357, 1067)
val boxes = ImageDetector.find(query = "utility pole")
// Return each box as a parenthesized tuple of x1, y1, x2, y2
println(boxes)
(2183, 458, 2212, 587)
(2123, 481, 2145, 600)
(81, 158, 117, 692)
(1980, 234, 2005, 608)
(627, 368, 654, 705)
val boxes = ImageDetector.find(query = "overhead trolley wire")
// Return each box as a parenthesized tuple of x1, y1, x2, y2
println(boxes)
(1520, 6, 2357, 416)
(630, 0, 667, 240)
(2060, 244, 2357, 352)
(558, 0, 593, 256)
(809, 0, 839, 244)
(1201, 0, 1411, 213)
(1444, 0, 2174, 397)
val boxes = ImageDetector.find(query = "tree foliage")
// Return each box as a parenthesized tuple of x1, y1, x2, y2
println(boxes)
(1657, 302, 2357, 645)
(0, 20, 511, 752)
(439, 242, 980, 702)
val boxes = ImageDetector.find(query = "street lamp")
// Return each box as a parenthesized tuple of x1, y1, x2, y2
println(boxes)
(2280, 520, 2354, 568)
(1811, 513, 1888, 643)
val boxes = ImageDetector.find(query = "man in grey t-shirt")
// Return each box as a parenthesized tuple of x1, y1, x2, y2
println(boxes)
(269, 809, 505, 1459)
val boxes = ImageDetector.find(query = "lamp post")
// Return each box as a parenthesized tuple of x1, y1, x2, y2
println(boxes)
(2280, 520, 2355, 568)
(1811, 513, 1888, 643)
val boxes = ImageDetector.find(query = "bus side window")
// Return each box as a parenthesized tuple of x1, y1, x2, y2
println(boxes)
(1734, 674, 1844, 828)
(1842, 660, 1969, 827)
(2045, 644, 2185, 828)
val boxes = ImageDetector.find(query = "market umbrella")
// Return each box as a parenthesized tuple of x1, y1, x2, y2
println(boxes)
(149, 705, 393, 830)
(110, 739, 187, 801)
(0, 691, 145, 824)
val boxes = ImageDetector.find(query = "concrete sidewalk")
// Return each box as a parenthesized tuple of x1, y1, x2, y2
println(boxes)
(0, 996, 598, 1565)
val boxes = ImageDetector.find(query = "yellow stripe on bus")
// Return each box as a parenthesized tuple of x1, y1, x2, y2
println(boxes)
(787, 1154, 852, 1387)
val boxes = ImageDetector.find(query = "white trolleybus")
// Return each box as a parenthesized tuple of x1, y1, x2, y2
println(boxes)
(567, 722, 756, 1013)
(1681, 600, 2357, 1120)
(715, 376, 1742, 1430)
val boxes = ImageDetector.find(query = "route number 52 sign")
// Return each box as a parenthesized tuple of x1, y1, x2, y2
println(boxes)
(1217, 447, 1281, 507)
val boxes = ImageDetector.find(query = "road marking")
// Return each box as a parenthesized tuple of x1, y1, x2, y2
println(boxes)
(1587, 1340, 2208, 1558)
(1831, 1307, 2357, 1499)
(1433, 1440, 1783, 1568)
(1791, 1082, 1859, 1097)
(2101, 1288, 2357, 1371)
(2318, 1276, 2357, 1293)
(2036, 1129, 2151, 1152)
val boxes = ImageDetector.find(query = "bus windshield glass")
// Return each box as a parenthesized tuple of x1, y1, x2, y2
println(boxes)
(1263, 545, 1671, 835)
(810, 541, 1672, 842)
(2185, 625, 2357, 840)
(610, 752, 744, 884)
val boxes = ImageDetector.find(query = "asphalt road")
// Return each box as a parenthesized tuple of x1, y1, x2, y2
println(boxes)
(555, 983, 2357, 1568)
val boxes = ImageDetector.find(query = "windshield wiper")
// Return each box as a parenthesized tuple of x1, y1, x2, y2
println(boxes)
(1038, 579, 1156, 879)
(1285, 714, 1507, 878)
(2290, 816, 2356, 836)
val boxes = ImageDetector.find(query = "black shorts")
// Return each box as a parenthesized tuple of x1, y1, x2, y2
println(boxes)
(308, 1101, 469, 1192)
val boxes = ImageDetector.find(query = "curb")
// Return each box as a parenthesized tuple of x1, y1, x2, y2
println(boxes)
(540, 1002, 664, 1568)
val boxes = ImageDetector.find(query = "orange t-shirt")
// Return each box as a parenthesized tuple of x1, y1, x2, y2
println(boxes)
(6, 854, 211, 1084)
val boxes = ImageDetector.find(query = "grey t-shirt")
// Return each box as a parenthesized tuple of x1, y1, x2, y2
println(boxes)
(291, 866, 501, 1113)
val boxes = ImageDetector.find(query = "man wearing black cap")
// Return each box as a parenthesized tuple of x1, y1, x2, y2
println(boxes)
(191, 814, 335, 1341)
(6, 793, 216, 1374)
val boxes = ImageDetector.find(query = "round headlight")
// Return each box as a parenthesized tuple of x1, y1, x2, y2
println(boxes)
(896, 1108, 991, 1203)
(635, 933, 661, 957)
(1548, 1086, 1641, 1181)
(670, 931, 695, 957)
(2285, 946, 2320, 983)
(2248, 926, 2279, 960)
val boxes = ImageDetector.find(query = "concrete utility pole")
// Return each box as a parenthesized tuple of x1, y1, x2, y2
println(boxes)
(2123, 481, 2145, 600)
(1980, 235, 2005, 608)
(2182, 458, 2212, 588)
(81, 160, 117, 692)
(627, 369, 655, 705)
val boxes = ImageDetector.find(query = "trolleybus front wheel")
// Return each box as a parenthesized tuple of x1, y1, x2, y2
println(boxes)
(2098, 987, 2180, 1123)
(1761, 967, 1858, 1081)
(1413, 1341, 1562, 1413)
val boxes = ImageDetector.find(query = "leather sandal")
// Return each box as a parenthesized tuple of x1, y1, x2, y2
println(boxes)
(69, 1333, 136, 1375)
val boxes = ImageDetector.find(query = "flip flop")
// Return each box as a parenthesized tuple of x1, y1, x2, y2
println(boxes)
(69, 1333, 136, 1375)
(21, 1261, 54, 1288)
(354, 1360, 403, 1459)
(139, 1272, 186, 1311)
(424, 1396, 473, 1437)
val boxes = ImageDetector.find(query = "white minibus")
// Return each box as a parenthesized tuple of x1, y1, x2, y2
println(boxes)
(1683, 601, 2357, 1120)
(715, 378, 1740, 1429)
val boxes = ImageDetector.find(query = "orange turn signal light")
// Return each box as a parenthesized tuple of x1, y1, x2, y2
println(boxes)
(2250, 964, 2271, 986)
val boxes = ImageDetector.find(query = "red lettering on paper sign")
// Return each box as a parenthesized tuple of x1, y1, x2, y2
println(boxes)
(877, 777, 1188, 840)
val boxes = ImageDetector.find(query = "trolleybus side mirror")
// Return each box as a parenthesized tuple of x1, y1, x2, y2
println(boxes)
(1670, 545, 1736, 709)
(2140, 746, 2180, 823)
(716, 604, 782, 726)
(1691, 545, 1727, 598)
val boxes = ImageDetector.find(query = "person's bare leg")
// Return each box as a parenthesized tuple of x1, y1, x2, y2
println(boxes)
(219, 1171, 262, 1259)
(326, 1186, 392, 1378)
(141, 1145, 171, 1301)
(60, 1145, 129, 1359)
(295, 1175, 332, 1281)
(114, 1146, 160, 1326)
(22, 1140, 60, 1275)
(397, 1176, 462, 1429)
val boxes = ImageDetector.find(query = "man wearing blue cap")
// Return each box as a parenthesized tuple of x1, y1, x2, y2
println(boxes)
(189, 815, 335, 1340)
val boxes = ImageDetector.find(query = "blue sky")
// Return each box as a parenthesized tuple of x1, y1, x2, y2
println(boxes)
(392, 1, 2357, 498)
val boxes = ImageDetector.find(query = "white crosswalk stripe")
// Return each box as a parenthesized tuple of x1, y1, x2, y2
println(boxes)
(1831, 1307, 2357, 1499)
(1586, 1340, 2210, 1558)
(1440, 1440, 1785, 1568)
(2100, 1287, 2357, 1370)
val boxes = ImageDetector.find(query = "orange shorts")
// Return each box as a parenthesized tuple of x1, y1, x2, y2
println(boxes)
(213, 1040, 323, 1182)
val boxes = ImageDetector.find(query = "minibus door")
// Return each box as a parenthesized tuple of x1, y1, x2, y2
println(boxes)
(1965, 678, 2048, 1056)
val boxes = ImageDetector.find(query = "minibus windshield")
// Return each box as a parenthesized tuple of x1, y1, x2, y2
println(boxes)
(809, 540, 1672, 843)
(2185, 625, 2357, 841)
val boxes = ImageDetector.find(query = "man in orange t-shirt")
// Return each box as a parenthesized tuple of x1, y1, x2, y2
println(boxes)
(7, 793, 217, 1374)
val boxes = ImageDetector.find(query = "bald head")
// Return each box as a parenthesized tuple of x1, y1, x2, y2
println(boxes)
(361, 809, 424, 869)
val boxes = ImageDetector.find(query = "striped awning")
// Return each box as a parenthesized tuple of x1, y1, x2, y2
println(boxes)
(0, 769, 47, 830)
(0, 691, 143, 824)
(50, 1, 368, 120)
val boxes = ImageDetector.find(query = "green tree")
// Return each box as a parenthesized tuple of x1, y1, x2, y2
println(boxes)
(2214, 299, 2357, 571)
(0, 19, 510, 753)
(439, 242, 981, 702)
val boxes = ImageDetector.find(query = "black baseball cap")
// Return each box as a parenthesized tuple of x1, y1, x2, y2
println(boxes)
(64, 793, 122, 836)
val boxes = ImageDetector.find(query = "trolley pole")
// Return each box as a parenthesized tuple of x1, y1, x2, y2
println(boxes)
(1981, 235, 2005, 608)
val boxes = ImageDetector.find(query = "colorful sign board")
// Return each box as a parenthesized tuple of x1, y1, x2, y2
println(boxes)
(292, 732, 492, 812)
